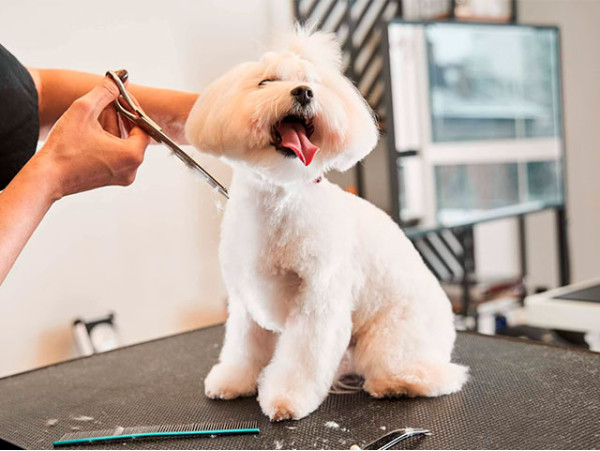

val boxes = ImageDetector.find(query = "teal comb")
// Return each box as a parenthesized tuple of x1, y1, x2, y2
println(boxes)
(53, 421, 259, 446)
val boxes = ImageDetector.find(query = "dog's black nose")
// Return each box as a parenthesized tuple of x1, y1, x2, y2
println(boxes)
(291, 85, 313, 107)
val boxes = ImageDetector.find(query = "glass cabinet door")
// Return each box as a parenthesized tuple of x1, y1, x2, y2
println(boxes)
(426, 24, 561, 143)
(387, 22, 565, 227)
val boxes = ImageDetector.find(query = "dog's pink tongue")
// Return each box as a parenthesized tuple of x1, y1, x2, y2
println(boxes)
(276, 122, 319, 166)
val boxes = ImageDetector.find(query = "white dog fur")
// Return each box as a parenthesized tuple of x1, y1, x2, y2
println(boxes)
(185, 29, 468, 421)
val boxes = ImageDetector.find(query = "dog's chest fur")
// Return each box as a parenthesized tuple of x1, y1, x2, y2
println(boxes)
(220, 171, 348, 332)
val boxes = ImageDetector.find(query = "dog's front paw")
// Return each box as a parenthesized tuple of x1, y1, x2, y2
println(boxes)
(258, 368, 324, 421)
(204, 363, 257, 400)
(259, 395, 304, 421)
(258, 390, 319, 421)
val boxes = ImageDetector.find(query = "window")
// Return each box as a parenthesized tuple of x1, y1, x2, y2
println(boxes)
(426, 24, 561, 143)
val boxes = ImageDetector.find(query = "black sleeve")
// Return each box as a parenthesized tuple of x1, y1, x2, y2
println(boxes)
(0, 44, 39, 190)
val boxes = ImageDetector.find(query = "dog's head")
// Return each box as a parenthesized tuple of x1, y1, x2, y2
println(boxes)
(185, 28, 379, 185)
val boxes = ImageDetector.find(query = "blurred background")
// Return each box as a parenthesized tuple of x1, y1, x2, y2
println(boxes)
(0, 0, 599, 377)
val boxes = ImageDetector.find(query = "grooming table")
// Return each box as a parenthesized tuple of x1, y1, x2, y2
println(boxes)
(1, 326, 598, 450)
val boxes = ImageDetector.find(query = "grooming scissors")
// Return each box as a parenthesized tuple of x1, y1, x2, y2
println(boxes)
(350, 427, 432, 450)
(106, 69, 229, 199)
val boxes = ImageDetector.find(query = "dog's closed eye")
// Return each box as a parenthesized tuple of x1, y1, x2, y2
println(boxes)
(258, 78, 277, 86)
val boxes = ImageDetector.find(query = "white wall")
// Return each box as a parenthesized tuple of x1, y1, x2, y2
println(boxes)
(519, 0, 600, 287)
(0, 0, 294, 377)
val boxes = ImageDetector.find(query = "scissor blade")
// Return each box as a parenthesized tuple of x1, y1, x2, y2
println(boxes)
(159, 133, 229, 199)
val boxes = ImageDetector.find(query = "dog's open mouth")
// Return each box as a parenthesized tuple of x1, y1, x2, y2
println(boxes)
(271, 115, 319, 166)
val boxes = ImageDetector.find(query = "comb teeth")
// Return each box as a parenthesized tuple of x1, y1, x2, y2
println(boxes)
(54, 421, 259, 446)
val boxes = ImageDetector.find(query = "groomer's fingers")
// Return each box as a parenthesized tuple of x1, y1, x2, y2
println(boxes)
(119, 126, 150, 170)
(117, 113, 131, 137)
(126, 125, 151, 148)
(75, 76, 120, 117)
(98, 104, 122, 138)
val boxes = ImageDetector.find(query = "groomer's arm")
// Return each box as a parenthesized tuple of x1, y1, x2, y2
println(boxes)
(29, 68, 198, 142)
(0, 77, 150, 286)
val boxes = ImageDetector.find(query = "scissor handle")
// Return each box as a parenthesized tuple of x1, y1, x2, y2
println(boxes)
(112, 99, 166, 142)
(106, 70, 140, 115)
(106, 70, 166, 142)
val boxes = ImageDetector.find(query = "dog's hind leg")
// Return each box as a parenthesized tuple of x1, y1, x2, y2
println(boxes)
(204, 302, 275, 400)
(354, 304, 468, 398)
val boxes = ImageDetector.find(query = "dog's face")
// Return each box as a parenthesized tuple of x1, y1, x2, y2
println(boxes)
(185, 30, 379, 185)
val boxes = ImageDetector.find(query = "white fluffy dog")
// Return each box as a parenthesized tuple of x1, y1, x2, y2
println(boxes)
(185, 29, 468, 421)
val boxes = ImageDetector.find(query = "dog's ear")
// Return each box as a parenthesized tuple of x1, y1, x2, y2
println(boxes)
(286, 26, 344, 72)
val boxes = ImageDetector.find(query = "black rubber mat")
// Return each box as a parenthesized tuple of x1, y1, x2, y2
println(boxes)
(0, 326, 598, 449)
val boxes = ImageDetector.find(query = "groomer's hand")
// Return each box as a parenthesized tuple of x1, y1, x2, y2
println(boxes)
(31, 76, 151, 200)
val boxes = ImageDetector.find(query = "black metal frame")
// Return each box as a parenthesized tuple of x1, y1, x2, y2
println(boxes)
(457, 227, 475, 316)
(381, 22, 401, 228)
